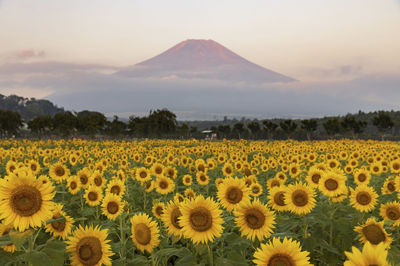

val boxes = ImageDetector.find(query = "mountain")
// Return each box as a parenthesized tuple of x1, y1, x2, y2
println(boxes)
(115, 39, 294, 83)
(0, 94, 64, 121)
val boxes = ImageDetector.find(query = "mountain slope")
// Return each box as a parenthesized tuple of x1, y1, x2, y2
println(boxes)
(116, 39, 294, 83)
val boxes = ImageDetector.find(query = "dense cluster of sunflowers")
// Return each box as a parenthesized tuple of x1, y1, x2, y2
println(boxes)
(0, 138, 400, 265)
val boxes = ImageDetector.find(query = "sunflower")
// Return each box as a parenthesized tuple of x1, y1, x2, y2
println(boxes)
(182, 174, 193, 186)
(150, 163, 164, 178)
(222, 163, 234, 177)
(155, 176, 175, 195)
(5, 160, 17, 175)
(390, 159, 400, 174)
(164, 166, 178, 180)
(250, 183, 263, 197)
(179, 195, 224, 244)
(77, 168, 92, 189)
(174, 193, 185, 203)
(130, 213, 160, 253)
(349, 185, 378, 213)
(353, 169, 371, 185)
(38, 175, 52, 186)
(66, 175, 80, 195)
(101, 193, 123, 220)
(49, 163, 69, 183)
(161, 200, 184, 237)
(184, 188, 196, 199)
(45, 203, 74, 239)
(381, 179, 396, 194)
(268, 186, 289, 212)
(152, 202, 165, 219)
(196, 172, 209, 185)
(105, 179, 125, 197)
(370, 163, 382, 175)
(217, 177, 250, 212)
(354, 218, 392, 248)
(136, 167, 152, 183)
(84, 185, 103, 207)
(28, 160, 41, 175)
(380, 201, 400, 226)
(144, 180, 154, 193)
(91, 171, 106, 189)
(344, 242, 389, 266)
(253, 237, 312, 266)
(0, 172, 55, 232)
(0, 222, 16, 253)
(305, 168, 324, 188)
(66, 225, 114, 266)
(318, 171, 347, 198)
(288, 163, 301, 178)
(234, 198, 275, 241)
(266, 178, 282, 190)
(285, 182, 316, 215)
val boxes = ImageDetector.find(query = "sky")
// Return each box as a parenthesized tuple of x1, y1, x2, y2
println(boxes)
(0, 0, 399, 119)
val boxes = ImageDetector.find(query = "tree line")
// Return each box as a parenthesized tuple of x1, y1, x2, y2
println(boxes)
(0, 108, 398, 140)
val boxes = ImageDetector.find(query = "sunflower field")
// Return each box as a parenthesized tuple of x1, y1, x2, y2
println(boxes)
(0, 138, 399, 265)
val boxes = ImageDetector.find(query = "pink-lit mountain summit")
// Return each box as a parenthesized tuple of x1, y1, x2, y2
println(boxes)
(116, 39, 294, 83)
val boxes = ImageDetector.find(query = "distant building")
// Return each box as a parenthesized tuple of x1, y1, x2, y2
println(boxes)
(201, 130, 217, 140)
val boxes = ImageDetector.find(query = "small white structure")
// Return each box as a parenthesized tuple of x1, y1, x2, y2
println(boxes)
(201, 130, 217, 140)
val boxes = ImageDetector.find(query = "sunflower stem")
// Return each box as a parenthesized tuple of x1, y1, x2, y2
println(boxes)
(303, 216, 308, 239)
(151, 252, 156, 266)
(207, 244, 213, 266)
(119, 214, 126, 263)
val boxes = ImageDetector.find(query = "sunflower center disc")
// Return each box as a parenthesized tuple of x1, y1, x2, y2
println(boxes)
(51, 213, 66, 232)
(356, 192, 371, 205)
(226, 187, 243, 204)
(245, 209, 265, 229)
(292, 191, 308, 207)
(80, 175, 89, 185)
(31, 164, 37, 171)
(362, 224, 386, 245)
(134, 223, 151, 245)
(77, 236, 102, 266)
(325, 179, 338, 191)
(386, 207, 400, 220)
(110, 185, 121, 195)
(190, 207, 212, 232)
(394, 163, 400, 170)
(225, 167, 232, 174)
(11, 185, 42, 217)
(155, 167, 162, 174)
(70, 182, 77, 190)
(94, 177, 102, 186)
(311, 174, 321, 184)
(274, 192, 286, 206)
(271, 180, 280, 188)
(88, 192, 98, 202)
(155, 206, 163, 216)
(171, 208, 183, 229)
(387, 182, 395, 192)
(107, 202, 119, 214)
(159, 181, 168, 189)
(268, 254, 295, 266)
(139, 171, 147, 179)
(357, 174, 367, 182)
(55, 166, 65, 177)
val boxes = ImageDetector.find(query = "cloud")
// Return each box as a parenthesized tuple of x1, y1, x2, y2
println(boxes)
(13, 50, 46, 60)
(0, 61, 399, 120)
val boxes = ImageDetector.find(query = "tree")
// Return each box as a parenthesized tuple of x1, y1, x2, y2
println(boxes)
(262, 120, 278, 140)
(105, 116, 127, 137)
(341, 114, 367, 139)
(373, 111, 394, 140)
(0, 110, 22, 137)
(76, 111, 107, 137)
(301, 119, 318, 140)
(28, 115, 52, 136)
(279, 119, 298, 139)
(323, 118, 341, 138)
(217, 125, 231, 139)
(247, 121, 261, 139)
(233, 122, 246, 139)
(52, 112, 78, 137)
(148, 109, 177, 137)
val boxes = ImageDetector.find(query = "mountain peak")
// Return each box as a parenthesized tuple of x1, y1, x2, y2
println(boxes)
(117, 39, 295, 83)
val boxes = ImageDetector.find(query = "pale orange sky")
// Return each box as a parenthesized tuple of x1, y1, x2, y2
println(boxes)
(0, 0, 399, 82)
